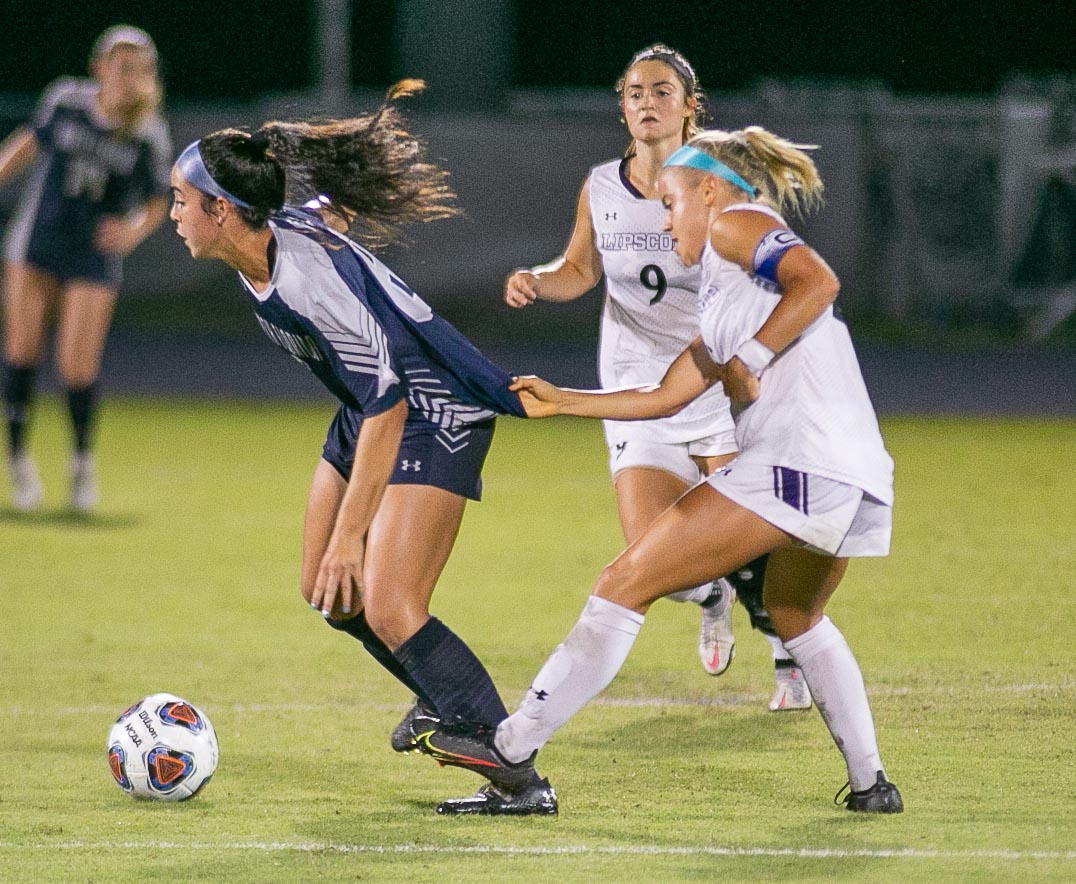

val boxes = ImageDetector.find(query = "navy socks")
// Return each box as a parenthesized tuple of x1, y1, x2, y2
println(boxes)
(393, 617, 509, 728)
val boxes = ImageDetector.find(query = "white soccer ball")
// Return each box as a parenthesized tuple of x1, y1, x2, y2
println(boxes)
(107, 693, 219, 801)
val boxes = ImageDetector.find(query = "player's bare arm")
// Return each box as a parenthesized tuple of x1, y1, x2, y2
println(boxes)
(511, 336, 719, 420)
(710, 211, 839, 401)
(0, 127, 37, 185)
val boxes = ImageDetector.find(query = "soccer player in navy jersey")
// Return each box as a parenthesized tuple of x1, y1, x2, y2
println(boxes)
(0, 26, 172, 512)
(168, 81, 555, 815)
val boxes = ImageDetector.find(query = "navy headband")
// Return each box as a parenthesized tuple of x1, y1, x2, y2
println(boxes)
(174, 140, 253, 210)
(663, 145, 759, 197)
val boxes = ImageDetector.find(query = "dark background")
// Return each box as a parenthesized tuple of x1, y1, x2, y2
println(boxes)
(1, 1, 1073, 99)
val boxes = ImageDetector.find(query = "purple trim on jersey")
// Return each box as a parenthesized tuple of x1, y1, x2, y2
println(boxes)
(618, 157, 647, 200)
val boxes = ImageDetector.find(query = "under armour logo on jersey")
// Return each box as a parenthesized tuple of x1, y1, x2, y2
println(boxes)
(401, 460, 422, 472)
(605, 212, 617, 220)
(614, 441, 627, 459)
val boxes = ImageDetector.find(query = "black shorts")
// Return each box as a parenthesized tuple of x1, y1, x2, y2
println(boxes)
(322, 405, 495, 501)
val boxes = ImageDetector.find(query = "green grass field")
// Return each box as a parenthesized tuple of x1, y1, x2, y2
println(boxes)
(1, 399, 1074, 882)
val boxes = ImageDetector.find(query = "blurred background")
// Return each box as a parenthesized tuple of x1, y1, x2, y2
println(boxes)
(1, 0, 1074, 412)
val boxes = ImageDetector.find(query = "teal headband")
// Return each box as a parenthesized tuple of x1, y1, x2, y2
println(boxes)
(664, 145, 758, 197)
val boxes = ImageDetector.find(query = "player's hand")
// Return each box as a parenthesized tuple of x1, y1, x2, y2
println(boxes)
(505, 271, 540, 308)
(722, 357, 761, 404)
(94, 217, 140, 257)
(312, 531, 365, 619)
(509, 375, 566, 418)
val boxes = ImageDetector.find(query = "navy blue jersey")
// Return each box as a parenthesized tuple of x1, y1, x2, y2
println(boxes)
(237, 207, 526, 428)
(4, 77, 172, 279)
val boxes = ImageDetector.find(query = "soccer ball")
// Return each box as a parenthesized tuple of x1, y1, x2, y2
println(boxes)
(107, 693, 219, 801)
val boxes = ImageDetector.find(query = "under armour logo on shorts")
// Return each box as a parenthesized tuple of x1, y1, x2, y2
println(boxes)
(401, 460, 422, 472)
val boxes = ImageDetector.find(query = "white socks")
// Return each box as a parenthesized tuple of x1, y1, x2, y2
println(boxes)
(667, 581, 717, 604)
(784, 616, 883, 791)
(495, 595, 644, 763)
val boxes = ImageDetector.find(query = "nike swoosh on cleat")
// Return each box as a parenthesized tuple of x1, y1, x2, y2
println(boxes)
(417, 733, 500, 769)
(707, 649, 721, 671)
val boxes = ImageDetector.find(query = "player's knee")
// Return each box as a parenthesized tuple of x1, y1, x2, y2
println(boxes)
(56, 357, 97, 389)
(766, 605, 822, 643)
(593, 556, 638, 605)
(363, 590, 428, 649)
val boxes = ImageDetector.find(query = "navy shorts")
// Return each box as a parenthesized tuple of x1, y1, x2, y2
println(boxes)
(25, 242, 122, 287)
(322, 405, 496, 501)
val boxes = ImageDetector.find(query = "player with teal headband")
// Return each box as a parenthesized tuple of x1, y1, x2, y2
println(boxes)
(500, 44, 807, 714)
(425, 126, 903, 816)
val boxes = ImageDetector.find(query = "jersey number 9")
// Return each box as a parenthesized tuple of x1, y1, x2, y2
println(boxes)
(640, 265, 667, 305)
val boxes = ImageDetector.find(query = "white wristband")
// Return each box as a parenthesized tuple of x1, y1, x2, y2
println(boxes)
(733, 338, 775, 377)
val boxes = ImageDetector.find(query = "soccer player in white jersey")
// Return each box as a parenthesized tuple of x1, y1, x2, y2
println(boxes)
(0, 26, 172, 512)
(168, 82, 555, 815)
(503, 45, 806, 709)
(428, 127, 903, 814)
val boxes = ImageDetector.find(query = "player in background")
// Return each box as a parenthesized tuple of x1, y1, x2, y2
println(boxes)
(0, 25, 172, 512)
(428, 127, 903, 814)
(168, 82, 555, 816)
(503, 45, 807, 710)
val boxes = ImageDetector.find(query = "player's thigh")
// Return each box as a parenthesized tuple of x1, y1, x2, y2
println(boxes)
(612, 465, 692, 543)
(300, 458, 348, 605)
(762, 547, 848, 639)
(596, 482, 794, 613)
(3, 263, 59, 362)
(55, 281, 118, 385)
(362, 483, 467, 644)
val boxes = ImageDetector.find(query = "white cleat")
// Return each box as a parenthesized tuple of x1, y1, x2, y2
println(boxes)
(8, 453, 44, 512)
(698, 580, 737, 675)
(769, 663, 812, 711)
(70, 452, 99, 513)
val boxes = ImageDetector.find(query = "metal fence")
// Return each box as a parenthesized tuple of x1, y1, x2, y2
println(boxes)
(1, 79, 1074, 339)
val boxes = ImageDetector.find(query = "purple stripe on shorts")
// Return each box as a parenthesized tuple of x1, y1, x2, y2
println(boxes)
(780, 467, 800, 510)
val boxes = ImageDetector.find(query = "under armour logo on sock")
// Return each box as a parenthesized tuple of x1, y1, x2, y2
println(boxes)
(401, 460, 422, 472)
(532, 689, 548, 701)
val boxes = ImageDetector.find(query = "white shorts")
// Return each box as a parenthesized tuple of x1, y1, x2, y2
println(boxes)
(605, 425, 739, 486)
(705, 460, 892, 557)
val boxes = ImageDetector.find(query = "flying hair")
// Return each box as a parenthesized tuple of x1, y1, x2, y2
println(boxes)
(198, 80, 459, 247)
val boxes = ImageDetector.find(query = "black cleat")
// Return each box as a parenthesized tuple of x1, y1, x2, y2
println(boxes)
(436, 775, 558, 816)
(390, 699, 440, 753)
(835, 771, 904, 813)
(415, 721, 537, 792)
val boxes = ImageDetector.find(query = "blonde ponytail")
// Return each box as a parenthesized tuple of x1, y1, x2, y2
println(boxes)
(688, 127, 824, 217)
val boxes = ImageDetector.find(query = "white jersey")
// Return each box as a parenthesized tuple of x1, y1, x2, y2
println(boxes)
(697, 204, 894, 504)
(589, 158, 733, 444)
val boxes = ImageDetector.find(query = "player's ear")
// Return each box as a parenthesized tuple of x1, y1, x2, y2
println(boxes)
(700, 174, 717, 206)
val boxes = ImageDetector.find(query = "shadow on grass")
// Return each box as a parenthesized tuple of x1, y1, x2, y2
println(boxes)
(0, 507, 143, 530)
